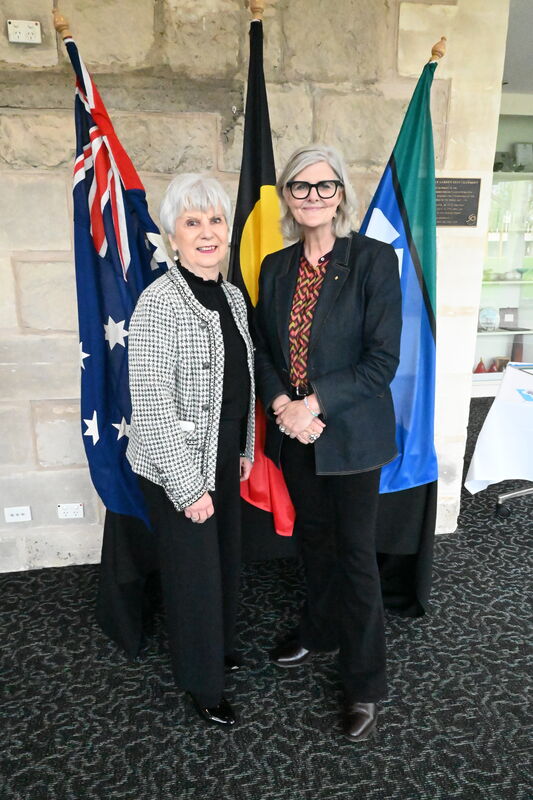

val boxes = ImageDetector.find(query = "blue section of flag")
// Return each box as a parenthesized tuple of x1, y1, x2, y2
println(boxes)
(361, 164, 438, 492)
(71, 43, 168, 525)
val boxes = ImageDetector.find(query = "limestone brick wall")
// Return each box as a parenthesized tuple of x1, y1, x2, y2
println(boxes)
(0, 0, 510, 571)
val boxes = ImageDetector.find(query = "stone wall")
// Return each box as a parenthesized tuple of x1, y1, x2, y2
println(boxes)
(0, 0, 510, 571)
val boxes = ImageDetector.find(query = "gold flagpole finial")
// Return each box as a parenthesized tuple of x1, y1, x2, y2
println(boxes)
(429, 36, 447, 62)
(245, 1, 266, 21)
(52, 8, 72, 40)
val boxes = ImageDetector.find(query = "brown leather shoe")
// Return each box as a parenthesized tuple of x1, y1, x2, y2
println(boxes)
(269, 639, 311, 668)
(341, 702, 377, 741)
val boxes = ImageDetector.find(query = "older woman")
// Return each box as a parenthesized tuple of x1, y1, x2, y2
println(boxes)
(254, 145, 402, 741)
(126, 174, 254, 727)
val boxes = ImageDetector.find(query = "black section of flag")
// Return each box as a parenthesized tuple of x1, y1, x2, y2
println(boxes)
(228, 20, 276, 309)
(389, 153, 436, 340)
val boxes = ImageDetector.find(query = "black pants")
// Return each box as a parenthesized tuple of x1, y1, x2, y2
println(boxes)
(139, 420, 242, 707)
(281, 437, 387, 703)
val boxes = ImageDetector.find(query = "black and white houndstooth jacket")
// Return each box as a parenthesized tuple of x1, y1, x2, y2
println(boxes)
(126, 265, 255, 512)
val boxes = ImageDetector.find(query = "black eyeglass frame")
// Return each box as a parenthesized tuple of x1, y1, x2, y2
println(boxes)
(286, 179, 344, 199)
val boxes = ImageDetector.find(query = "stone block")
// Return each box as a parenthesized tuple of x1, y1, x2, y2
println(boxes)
(221, 83, 313, 174)
(162, 0, 241, 78)
(0, 334, 80, 402)
(0, 173, 71, 252)
(0, 3, 58, 68)
(0, 256, 18, 329)
(32, 400, 87, 468)
(57, 0, 155, 71)
(398, 3, 459, 80)
(434, 372, 472, 440)
(436, 436, 469, 498)
(314, 92, 410, 168)
(436, 231, 485, 310)
(234, 5, 283, 82)
(0, 537, 27, 573)
(437, 311, 479, 376)
(283, 0, 391, 83)
(0, 403, 34, 467)
(349, 169, 382, 228)
(0, 468, 99, 531)
(15, 259, 78, 332)
(112, 112, 219, 174)
(26, 524, 103, 569)
(436, 494, 460, 534)
(0, 111, 75, 169)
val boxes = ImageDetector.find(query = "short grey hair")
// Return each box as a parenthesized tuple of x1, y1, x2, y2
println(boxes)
(276, 144, 357, 240)
(159, 173, 232, 235)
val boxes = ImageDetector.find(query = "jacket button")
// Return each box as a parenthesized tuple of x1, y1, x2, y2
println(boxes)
(202, 403, 209, 411)
(202, 362, 210, 369)
(199, 321, 207, 329)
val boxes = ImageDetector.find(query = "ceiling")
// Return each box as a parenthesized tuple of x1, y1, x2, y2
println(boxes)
(502, 0, 533, 93)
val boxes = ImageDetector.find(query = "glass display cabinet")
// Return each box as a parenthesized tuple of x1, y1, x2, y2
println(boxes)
(472, 173, 533, 396)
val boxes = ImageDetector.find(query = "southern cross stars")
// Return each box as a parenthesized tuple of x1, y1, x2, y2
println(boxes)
(104, 316, 129, 350)
(112, 417, 130, 440)
(80, 342, 90, 369)
(83, 410, 99, 445)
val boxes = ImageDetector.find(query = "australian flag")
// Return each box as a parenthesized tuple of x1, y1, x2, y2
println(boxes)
(65, 38, 170, 525)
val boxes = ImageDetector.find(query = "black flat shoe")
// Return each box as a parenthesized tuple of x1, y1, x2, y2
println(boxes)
(270, 639, 311, 668)
(224, 655, 243, 673)
(187, 693, 236, 727)
(341, 702, 377, 742)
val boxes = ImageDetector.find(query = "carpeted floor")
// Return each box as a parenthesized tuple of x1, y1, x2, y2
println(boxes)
(0, 399, 531, 800)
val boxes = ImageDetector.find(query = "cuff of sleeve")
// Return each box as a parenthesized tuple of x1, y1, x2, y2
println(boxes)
(164, 481, 207, 512)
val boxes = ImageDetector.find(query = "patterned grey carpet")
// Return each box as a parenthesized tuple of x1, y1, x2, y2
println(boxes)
(0, 398, 531, 800)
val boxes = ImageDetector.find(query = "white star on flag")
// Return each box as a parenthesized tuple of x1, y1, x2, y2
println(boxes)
(104, 316, 129, 350)
(112, 417, 131, 440)
(83, 410, 99, 445)
(79, 341, 90, 370)
(365, 208, 404, 277)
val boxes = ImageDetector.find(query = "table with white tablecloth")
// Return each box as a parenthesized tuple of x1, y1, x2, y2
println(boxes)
(465, 363, 533, 494)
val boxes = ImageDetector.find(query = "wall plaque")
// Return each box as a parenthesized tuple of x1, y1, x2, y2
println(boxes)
(436, 178, 481, 226)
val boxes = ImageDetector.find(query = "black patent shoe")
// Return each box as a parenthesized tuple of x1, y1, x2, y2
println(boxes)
(187, 693, 236, 727)
(270, 639, 311, 668)
(341, 702, 377, 742)
(224, 655, 243, 673)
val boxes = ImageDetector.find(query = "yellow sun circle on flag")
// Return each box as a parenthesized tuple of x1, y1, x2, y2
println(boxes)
(239, 185, 283, 306)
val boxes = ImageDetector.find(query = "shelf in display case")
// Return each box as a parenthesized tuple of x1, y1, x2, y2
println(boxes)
(482, 280, 533, 285)
(476, 329, 533, 336)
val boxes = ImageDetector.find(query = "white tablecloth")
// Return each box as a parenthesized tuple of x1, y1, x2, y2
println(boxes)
(464, 363, 533, 494)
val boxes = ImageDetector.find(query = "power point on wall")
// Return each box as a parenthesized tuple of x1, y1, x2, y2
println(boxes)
(57, 503, 84, 519)
(7, 20, 42, 45)
(4, 506, 32, 523)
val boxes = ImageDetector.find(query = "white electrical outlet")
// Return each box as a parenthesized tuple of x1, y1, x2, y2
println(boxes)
(57, 503, 84, 519)
(4, 506, 32, 523)
(7, 20, 42, 45)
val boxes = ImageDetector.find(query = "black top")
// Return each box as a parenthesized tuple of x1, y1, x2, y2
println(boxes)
(178, 264, 250, 426)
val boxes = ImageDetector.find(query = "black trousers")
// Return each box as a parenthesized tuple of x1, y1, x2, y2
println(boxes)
(139, 420, 242, 707)
(280, 437, 387, 703)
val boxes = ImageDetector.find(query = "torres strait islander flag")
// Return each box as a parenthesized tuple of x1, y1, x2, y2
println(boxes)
(227, 19, 294, 536)
(360, 61, 439, 496)
(65, 37, 170, 525)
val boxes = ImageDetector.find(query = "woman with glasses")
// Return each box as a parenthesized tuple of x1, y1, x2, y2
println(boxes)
(254, 145, 402, 742)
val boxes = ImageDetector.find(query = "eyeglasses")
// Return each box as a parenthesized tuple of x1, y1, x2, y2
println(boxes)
(286, 180, 344, 199)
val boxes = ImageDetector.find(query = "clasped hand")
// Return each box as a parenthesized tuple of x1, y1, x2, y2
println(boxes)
(273, 395, 325, 444)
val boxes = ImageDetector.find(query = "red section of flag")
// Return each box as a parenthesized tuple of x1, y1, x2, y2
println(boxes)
(240, 405, 295, 536)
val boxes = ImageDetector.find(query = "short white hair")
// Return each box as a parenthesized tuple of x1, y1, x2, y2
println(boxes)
(276, 144, 357, 240)
(159, 173, 232, 235)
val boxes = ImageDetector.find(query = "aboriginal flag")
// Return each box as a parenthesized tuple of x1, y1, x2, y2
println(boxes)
(228, 19, 294, 539)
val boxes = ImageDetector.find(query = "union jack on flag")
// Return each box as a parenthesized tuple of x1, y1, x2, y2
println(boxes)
(65, 37, 170, 524)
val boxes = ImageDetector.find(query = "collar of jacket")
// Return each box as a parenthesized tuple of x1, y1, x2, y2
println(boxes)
(165, 264, 224, 323)
(279, 232, 354, 276)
